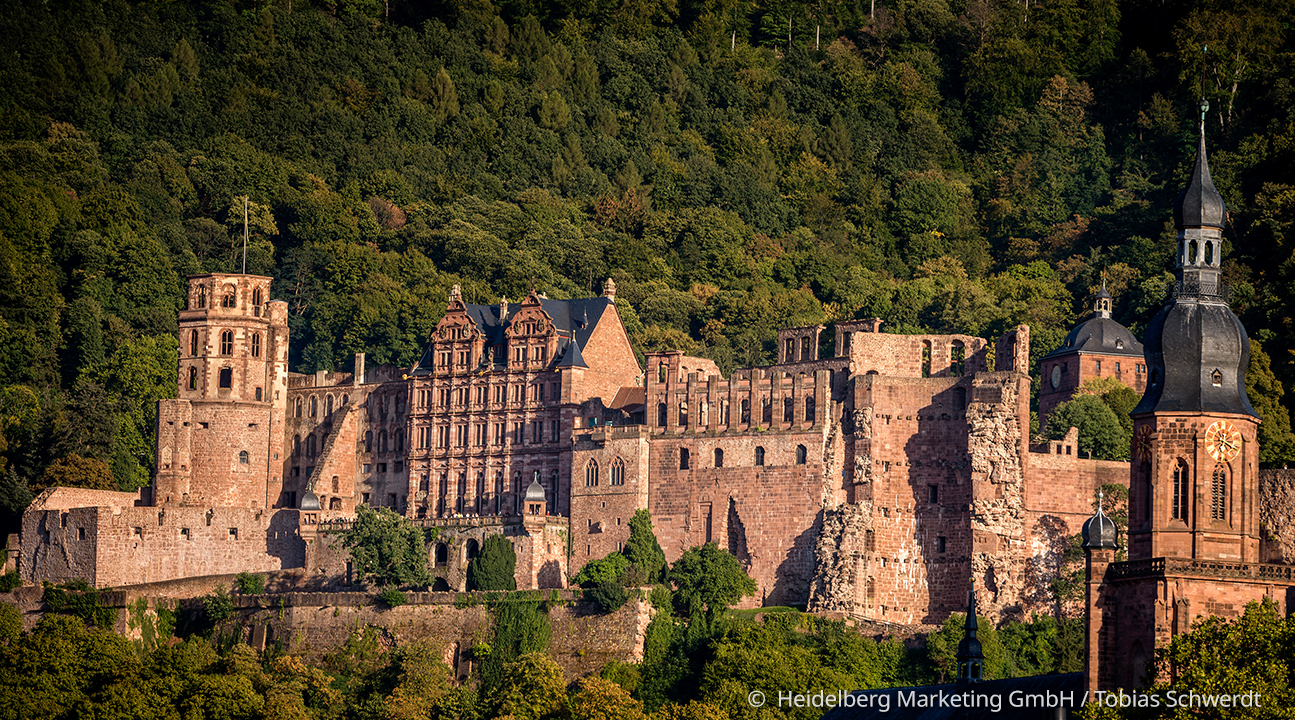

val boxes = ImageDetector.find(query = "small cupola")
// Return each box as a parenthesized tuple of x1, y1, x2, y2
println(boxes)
(1082, 489, 1119, 550)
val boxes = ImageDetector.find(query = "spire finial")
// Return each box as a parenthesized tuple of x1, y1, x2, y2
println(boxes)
(1098, 487, 1104, 513)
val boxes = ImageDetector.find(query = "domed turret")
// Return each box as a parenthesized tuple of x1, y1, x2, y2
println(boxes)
(525, 479, 546, 503)
(1082, 490, 1118, 550)
(1134, 119, 1257, 419)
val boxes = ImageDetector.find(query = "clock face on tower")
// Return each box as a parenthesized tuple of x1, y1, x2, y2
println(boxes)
(1134, 424, 1153, 461)
(1051, 365, 1061, 389)
(1204, 420, 1242, 462)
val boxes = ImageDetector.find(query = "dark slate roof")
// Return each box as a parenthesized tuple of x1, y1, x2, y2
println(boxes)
(525, 480, 546, 503)
(1174, 128, 1226, 230)
(1132, 300, 1258, 417)
(1082, 505, 1118, 550)
(556, 337, 588, 368)
(818, 674, 1085, 720)
(1043, 316, 1143, 359)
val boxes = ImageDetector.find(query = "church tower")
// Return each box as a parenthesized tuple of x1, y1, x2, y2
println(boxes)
(154, 274, 289, 509)
(1127, 118, 1261, 563)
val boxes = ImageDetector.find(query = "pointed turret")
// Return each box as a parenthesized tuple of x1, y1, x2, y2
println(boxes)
(956, 585, 985, 684)
(557, 337, 589, 368)
(1174, 114, 1226, 231)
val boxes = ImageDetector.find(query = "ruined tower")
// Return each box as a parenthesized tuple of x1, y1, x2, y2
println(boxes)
(154, 274, 290, 509)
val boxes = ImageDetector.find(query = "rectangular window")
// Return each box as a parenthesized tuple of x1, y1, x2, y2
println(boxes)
(551, 420, 560, 442)
(532, 420, 542, 443)
(928, 484, 939, 504)
(1115, 361, 1121, 373)
(363, 463, 372, 473)
(377, 463, 387, 474)
(457, 425, 468, 447)
(228, 527, 239, 541)
(219, 368, 232, 388)
(494, 423, 505, 445)
(362, 493, 370, 505)
(552, 383, 560, 401)
(1096, 360, 1102, 374)
(937, 536, 947, 553)
(394, 460, 404, 472)
(513, 422, 524, 443)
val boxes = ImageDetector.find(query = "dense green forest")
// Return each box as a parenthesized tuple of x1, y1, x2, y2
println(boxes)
(3, 0, 1295, 534)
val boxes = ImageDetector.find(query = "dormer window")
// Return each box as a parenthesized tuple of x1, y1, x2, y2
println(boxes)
(1116, 339, 1124, 350)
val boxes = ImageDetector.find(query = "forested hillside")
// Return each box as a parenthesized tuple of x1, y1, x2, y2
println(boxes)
(2, 0, 1295, 533)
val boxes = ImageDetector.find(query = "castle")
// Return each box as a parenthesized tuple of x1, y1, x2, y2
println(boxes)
(16, 260, 1139, 627)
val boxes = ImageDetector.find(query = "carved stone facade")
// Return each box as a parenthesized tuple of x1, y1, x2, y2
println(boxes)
(20, 276, 1133, 624)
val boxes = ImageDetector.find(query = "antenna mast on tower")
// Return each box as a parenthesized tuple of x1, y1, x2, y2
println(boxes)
(242, 196, 248, 275)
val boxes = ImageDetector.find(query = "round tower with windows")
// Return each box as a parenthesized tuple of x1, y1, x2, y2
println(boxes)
(154, 274, 289, 509)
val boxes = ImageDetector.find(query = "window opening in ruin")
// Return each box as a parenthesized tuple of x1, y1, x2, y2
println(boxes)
(714, 448, 724, 468)
(763, 397, 772, 424)
(678, 402, 689, 427)
(785, 338, 795, 363)
(755, 447, 765, 466)
(309, 396, 317, 417)
(805, 396, 815, 423)
(801, 336, 812, 361)
(77, 527, 85, 541)
(219, 368, 232, 388)
(435, 543, 448, 566)
(936, 536, 946, 553)
(181, 528, 190, 539)
(953, 387, 966, 410)
(741, 399, 750, 424)
(610, 458, 625, 486)
(928, 484, 939, 503)
(255, 386, 263, 401)
(252, 288, 262, 306)
(251, 333, 261, 358)
(189, 330, 199, 356)
(365, 431, 373, 453)
(680, 448, 691, 470)
(1211, 463, 1227, 521)
(294, 398, 302, 417)
(197, 288, 207, 308)
(1172, 459, 1190, 521)
(783, 396, 794, 422)
(583, 459, 600, 487)
(239, 450, 249, 464)
(188, 366, 198, 390)
(796, 445, 807, 465)
(222, 289, 235, 308)
(220, 330, 233, 355)
(921, 341, 932, 378)
(228, 527, 238, 540)
(307, 435, 317, 457)
(950, 340, 965, 377)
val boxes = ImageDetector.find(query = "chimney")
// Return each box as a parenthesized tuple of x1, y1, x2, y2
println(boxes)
(354, 353, 365, 386)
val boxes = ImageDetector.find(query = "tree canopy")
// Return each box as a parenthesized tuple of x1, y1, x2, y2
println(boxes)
(468, 534, 519, 591)
(341, 505, 433, 587)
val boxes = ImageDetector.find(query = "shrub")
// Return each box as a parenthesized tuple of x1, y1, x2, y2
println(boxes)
(588, 579, 629, 613)
(0, 571, 19, 593)
(202, 587, 234, 623)
(235, 572, 264, 595)
(42, 580, 115, 629)
(468, 535, 517, 591)
(379, 587, 408, 608)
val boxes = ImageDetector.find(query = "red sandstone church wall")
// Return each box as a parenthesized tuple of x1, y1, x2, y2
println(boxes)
(570, 428, 650, 568)
(849, 333, 987, 378)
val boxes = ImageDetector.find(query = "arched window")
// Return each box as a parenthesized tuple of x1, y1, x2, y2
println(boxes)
(610, 458, 625, 486)
(783, 396, 794, 422)
(762, 397, 772, 424)
(325, 395, 333, 415)
(294, 397, 302, 417)
(585, 460, 600, 487)
(187, 366, 198, 390)
(306, 435, 317, 458)
(714, 448, 724, 468)
(805, 396, 815, 423)
(755, 447, 765, 466)
(513, 472, 523, 513)
(658, 364, 666, 383)
(796, 445, 807, 465)
(657, 403, 668, 427)
(379, 430, 388, 453)
(252, 288, 263, 306)
(950, 340, 965, 377)
(1211, 463, 1227, 521)
(331, 476, 339, 493)
(197, 287, 207, 308)
(466, 539, 480, 559)
(189, 330, 199, 356)
(1172, 459, 1190, 521)
(251, 333, 261, 358)
(309, 396, 317, 417)
(1188, 240, 1198, 264)
(293, 435, 301, 457)
(678, 402, 689, 427)
(741, 399, 750, 424)
(220, 330, 233, 355)
(680, 448, 690, 470)
(238, 450, 249, 464)
(550, 469, 560, 507)
(221, 288, 236, 308)
(435, 543, 448, 566)
(364, 431, 373, 453)
(921, 341, 932, 378)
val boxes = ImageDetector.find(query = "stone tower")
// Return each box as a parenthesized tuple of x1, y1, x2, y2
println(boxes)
(154, 274, 290, 509)
(1127, 121, 1261, 563)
